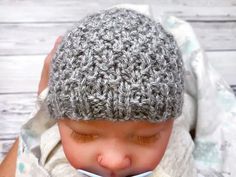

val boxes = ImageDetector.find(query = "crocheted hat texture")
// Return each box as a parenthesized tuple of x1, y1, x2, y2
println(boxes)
(46, 7, 184, 122)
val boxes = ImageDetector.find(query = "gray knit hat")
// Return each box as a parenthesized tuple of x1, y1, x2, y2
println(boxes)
(46, 8, 184, 122)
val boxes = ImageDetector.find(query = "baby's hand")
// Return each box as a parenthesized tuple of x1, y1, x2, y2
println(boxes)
(37, 36, 62, 96)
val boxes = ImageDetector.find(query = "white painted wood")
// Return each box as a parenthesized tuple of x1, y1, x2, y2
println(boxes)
(0, 22, 235, 56)
(0, 93, 36, 161)
(0, 0, 236, 22)
(0, 93, 36, 162)
(0, 55, 45, 93)
(0, 23, 72, 56)
(0, 51, 235, 93)
(190, 22, 236, 51)
(0, 93, 36, 136)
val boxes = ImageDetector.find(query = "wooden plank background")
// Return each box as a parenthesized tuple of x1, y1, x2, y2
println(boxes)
(0, 0, 236, 162)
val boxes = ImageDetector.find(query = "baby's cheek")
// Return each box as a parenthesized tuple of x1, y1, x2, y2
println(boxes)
(135, 145, 167, 171)
(61, 138, 99, 169)
(135, 133, 172, 170)
(62, 142, 80, 168)
(147, 147, 167, 169)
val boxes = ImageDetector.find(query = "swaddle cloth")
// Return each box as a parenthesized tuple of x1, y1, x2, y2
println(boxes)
(161, 13, 236, 177)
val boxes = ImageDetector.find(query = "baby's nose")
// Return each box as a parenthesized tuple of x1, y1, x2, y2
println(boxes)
(97, 149, 131, 171)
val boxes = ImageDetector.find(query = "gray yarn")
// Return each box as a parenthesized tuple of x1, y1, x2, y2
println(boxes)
(46, 8, 184, 122)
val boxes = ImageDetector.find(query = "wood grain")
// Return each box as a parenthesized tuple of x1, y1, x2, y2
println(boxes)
(0, 21, 235, 56)
(0, 55, 45, 93)
(0, 0, 236, 23)
(0, 93, 36, 162)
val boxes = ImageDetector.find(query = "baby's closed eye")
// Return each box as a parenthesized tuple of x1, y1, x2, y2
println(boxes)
(130, 133, 161, 145)
(71, 131, 99, 142)
(71, 130, 161, 145)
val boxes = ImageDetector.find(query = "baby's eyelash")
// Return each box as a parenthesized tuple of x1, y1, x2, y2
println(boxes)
(70, 131, 161, 145)
(132, 134, 160, 145)
(71, 131, 98, 142)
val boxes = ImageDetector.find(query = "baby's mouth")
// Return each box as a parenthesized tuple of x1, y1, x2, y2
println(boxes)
(126, 171, 153, 177)
(77, 169, 153, 177)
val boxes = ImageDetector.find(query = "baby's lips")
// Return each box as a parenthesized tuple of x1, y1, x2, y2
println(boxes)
(77, 169, 102, 177)
(131, 171, 153, 177)
(77, 169, 153, 177)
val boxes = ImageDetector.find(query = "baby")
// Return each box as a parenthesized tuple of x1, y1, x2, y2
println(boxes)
(2, 5, 236, 177)
(0, 7, 186, 177)
(45, 7, 184, 177)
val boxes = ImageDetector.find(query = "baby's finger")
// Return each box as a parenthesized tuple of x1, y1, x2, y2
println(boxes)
(37, 36, 63, 95)
(51, 36, 63, 54)
(44, 36, 63, 67)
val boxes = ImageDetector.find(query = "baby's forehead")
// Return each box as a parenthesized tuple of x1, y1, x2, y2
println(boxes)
(60, 118, 170, 132)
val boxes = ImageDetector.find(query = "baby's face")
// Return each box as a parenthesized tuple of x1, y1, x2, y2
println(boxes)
(57, 118, 174, 177)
